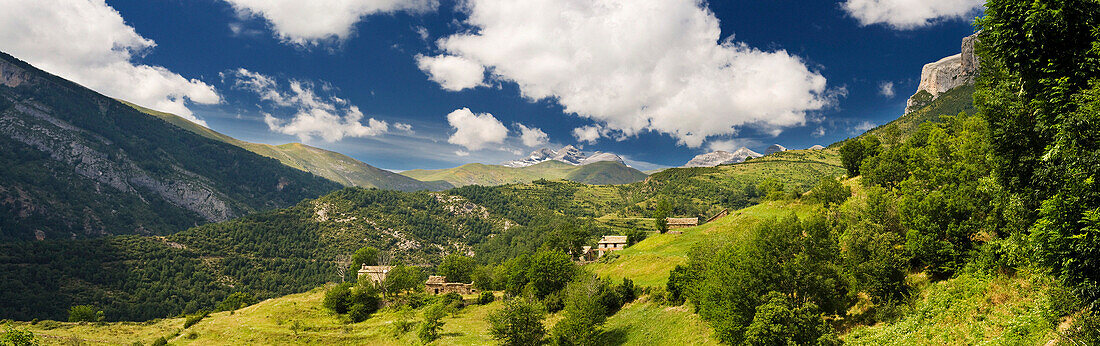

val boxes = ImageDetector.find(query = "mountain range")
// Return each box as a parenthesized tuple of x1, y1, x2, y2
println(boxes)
(502, 145, 626, 167)
(400, 159, 647, 187)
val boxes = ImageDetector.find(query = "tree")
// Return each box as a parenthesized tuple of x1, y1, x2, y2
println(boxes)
(839, 136, 881, 177)
(68, 305, 99, 322)
(527, 249, 576, 299)
(439, 253, 476, 283)
(488, 298, 547, 346)
(654, 199, 671, 234)
(743, 292, 839, 346)
(348, 284, 381, 322)
(806, 176, 851, 208)
(978, 0, 1100, 303)
(551, 275, 610, 346)
(384, 264, 425, 298)
(418, 303, 446, 343)
(351, 246, 379, 269)
(323, 283, 353, 314)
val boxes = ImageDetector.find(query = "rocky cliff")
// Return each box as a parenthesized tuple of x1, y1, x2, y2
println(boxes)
(0, 52, 340, 240)
(905, 33, 980, 113)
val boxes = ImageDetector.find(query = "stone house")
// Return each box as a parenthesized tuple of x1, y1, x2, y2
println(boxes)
(596, 235, 628, 257)
(667, 217, 699, 229)
(357, 265, 393, 285)
(424, 275, 477, 295)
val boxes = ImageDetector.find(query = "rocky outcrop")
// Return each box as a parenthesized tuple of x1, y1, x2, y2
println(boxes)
(0, 98, 234, 222)
(0, 59, 32, 87)
(683, 147, 762, 167)
(906, 33, 980, 113)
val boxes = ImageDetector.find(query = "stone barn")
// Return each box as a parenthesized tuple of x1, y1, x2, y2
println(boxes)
(667, 218, 699, 229)
(425, 275, 477, 295)
(596, 235, 628, 257)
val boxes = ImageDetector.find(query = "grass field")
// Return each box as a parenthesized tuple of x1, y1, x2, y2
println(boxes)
(10, 286, 720, 345)
(587, 200, 821, 287)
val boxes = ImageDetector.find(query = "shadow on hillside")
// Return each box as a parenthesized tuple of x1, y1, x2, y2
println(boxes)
(598, 326, 628, 345)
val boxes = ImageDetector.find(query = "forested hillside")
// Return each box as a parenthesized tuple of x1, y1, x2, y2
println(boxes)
(0, 52, 341, 240)
(0, 188, 510, 321)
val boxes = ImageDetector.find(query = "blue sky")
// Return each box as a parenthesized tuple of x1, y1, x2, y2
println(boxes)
(0, 0, 983, 171)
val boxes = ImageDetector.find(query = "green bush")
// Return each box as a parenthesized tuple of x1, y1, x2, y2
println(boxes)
(477, 291, 495, 305)
(323, 283, 353, 314)
(67, 305, 99, 323)
(488, 298, 546, 346)
(151, 336, 167, 346)
(183, 311, 208, 329)
(0, 326, 36, 346)
(418, 303, 446, 343)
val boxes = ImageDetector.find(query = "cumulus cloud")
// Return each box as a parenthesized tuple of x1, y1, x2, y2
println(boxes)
(852, 121, 877, 134)
(0, 0, 220, 126)
(842, 0, 984, 30)
(706, 139, 759, 152)
(517, 124, 549, 147)
(222, 0, 438, 46)
(394, 123, 414, 133)
(227, 68, 389, 142)
(572, 125, 603, 145)
(415, 55, 486, 91)
(879, 81, 895, 98)
(446, 108, 509, 151)
(813, 126, 826, 137)
(418, 0, 833, 148)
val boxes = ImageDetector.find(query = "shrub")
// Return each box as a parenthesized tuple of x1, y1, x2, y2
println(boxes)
(418, 303, 446, 343)
(323, 283, 353, 314)
(477, 291, 495, 305)
(183, 311, 208, 329)
(0, 326, 36, 346)
(347, 284, 381, 322)
(806, 176, 851, 208)
(68, 305, 99, 322)
(617, 278, 637, 304)
(488, 298, 547, 346)
(151, 337, 167, 346)
(214, 292, 257, 312)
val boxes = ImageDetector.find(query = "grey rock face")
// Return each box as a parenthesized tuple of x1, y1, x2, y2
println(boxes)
(551, 145, 586, 165)
(0, 98, 235, 222)
(905, 33, 981, 113)
(683, 147, 762, 167)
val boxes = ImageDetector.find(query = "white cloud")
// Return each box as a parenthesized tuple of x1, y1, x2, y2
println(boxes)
(706, 139, 759, 152)
(842, 0, 984, 30)
(813, 126, 826, 137)
(879, 81, 895, 98)
(419, 0, 832, 148)
(394, 123, 414, 133)
(446, 108, 509, 151)
(222, 0, 438, 46)
(455, 150, 471, 157)
(228, 68, 389, 142)
(415, 55, 486, 91)
(572, 125, 603, 145)
(0, 0, 220, 126)
(852, 121, 876, 134)
(517, 124, 549, 147)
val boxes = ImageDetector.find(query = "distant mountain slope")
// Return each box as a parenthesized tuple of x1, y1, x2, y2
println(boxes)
(401, 160, 647, 187)
(0, 52, 341, 240)
(566, 160, 650, 185)
(123, 102, 451, 192)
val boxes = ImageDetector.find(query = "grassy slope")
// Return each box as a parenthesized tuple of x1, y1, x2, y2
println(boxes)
(16, 287, 720, 345)
(587, 200, 820, 287)
(832, 85, 976, 149)
(845, 271, 1061, 345)
(401, 160, 648, 187)
(122, 101, 449, 192)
